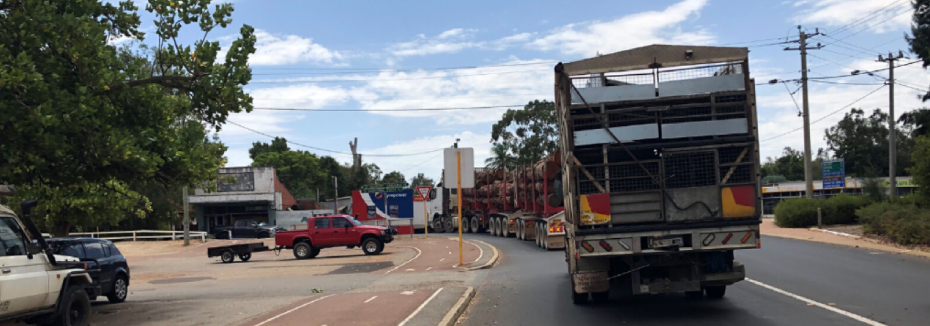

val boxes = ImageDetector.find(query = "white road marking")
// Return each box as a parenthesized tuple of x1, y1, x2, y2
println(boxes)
(746, 278, 886, 326)
(254, 294, 333, 326)
(405, 268, 415, 272)
(449, 252, 452, 255)
(364, 296, 378, 303)
(385, 246, 422, 274)
(426, 267, 432, 271)
(472, 241, 483, 263)
(439, 258, 445, 262)
(401, 291, 416, 295)
(397, 288, 444, 326)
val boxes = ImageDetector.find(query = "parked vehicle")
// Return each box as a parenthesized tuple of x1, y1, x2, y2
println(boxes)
(207, 242, 270, 263)
(274, 215, 395, 259)
(0, 200, 96, 326)
(214, 219, 277, 239)
(554, 45, 761, 303)
(47, 238, 130, 303)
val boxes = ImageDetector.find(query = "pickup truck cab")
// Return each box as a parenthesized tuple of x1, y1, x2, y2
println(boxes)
(214, 219, 278, 239)
(275, 215, 394, 259)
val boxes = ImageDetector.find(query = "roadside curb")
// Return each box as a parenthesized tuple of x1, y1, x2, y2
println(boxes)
(438, 287, 475, 326)
(763, 231, 930, 260)
(466, 239, 499, 271)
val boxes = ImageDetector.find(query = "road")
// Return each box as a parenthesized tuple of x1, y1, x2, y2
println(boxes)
(459, 233, 930, 326)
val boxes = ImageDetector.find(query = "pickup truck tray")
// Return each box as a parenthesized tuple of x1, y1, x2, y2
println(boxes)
(207, 242, 269, 257)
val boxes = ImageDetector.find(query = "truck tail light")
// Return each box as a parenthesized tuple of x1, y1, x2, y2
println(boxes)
(740, 232, 752, 244)
(721, 232, 733, 245)
(580, 242, 594, 253)
(757, 230, 761, 248)
(598, 240, 612, 252)
(549, 226, 563, 233)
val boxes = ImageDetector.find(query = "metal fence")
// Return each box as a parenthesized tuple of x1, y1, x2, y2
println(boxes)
(362, 218, 414, 239)
(43, 230, 208, 242)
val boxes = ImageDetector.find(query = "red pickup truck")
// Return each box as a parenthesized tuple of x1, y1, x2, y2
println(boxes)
(274, 215, 395, 259)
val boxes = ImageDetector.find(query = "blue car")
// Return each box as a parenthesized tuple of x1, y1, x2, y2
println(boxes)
(47, 238, 130, 303)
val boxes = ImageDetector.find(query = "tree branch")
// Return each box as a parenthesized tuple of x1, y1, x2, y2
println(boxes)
(95, 74, 204, 95)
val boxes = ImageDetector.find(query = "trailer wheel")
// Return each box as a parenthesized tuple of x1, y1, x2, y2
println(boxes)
(221, 250, 235, 263)
(536, 224, 542, 247)
(470, 216, 480, 233)
(571, 284, 588, 305)
(462, 217, 471, 233)
(515, 221, 522, 239)
(705, 286, 726, 299)
(238, 253, 251, 262)
(501, 220, 511, 238)
(492, 219, 501, 236)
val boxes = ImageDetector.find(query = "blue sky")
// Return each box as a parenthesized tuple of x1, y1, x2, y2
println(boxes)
(119, 0, 927, 182)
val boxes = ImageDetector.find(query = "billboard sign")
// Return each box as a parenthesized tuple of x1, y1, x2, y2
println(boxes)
(822, 158, 845, 189)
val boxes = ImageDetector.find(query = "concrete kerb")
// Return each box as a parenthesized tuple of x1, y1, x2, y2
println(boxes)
(764, 230, 930, 260)
(465, 239, 499, 271)
(437, 287, 475, 326)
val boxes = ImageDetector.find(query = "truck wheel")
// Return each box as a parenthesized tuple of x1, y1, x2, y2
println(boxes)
(433, 218, 445, 233)
(501, 220, 511, 238)
(362, 238, 383, 255)
(536, 224, 542, 247)
(107, 274, 129, 303)
(221, 250, 235, 263)
(53, 285, 91, 326)
(462, 217, 471, 233)
(443, 218, 455, 233)
(705, 286, 726, 299)
(470, 216, 481, 233)
(571, 284, 588, 305)
(491, 219, 500, 236)
(517, 221, 524, 240)
(294, 242, 313, 259)
(258, 232, 269, 239)
(238, 253, 252, 262)
(591, 291, 609, 303)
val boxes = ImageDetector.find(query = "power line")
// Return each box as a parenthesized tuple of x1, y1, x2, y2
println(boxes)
(827, 0, 908, 36)
(251, 104, 526, 112)
(251, 68, 550, 83)
(810, 80, 886, 86)
(762, 84, 886, 142)
(225, 120, 444, 157)
(782, 82, 803, 116)
(823, 6, 912, 45)
(401, 152, 444, 173)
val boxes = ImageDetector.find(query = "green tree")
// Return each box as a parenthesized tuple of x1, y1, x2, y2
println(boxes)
(409, 173, 435, 188)
(484, 143, 515, 170)
(0, 0, 254, 235)
(249, 137, 290, 160)
(899, 108, 930, 138)
(909, 135, 930, 201)
(490, 100, 559, 166)
(252, 151, 325, 198)
(824, 109, 911, 178)
(761, 147, 805, 181)
(908, 0, 930, 101)
(381, 171, 408, 186)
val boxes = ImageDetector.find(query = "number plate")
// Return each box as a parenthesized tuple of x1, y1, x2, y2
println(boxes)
(648, 236, 682, 248)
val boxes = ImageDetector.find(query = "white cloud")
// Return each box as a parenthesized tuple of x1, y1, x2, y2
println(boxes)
(527, 0, 714, 56)
(359, 131, 493, 179)
(249, 84, 378, 109)
(794, 0, 913, 34)
(388, 28, 481, 57)
(220, 29, 344, 66)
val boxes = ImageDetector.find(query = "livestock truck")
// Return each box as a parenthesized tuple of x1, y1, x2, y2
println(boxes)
(427, 156, 567, 249)
(553, 45, 761, 303)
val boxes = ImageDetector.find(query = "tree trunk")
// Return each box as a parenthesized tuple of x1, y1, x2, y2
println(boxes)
(53, 221, 70, 237)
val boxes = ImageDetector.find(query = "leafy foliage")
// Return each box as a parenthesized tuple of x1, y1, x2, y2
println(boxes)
(908, 0, 930, 101)
(857, 199, 930, 246)
(825, 109, 912, 178)
(490, 100, 558, 167)
(774, 194, 872, 228)
(381, 171, 408, 187)
(0, 0, 253, 234)
(760, 147, 827, 181)
(899, 108, 930, 138)
(249, 137, 290, 159)
(484, 143, 515, 171)
(409, 173, 435, 188)
(252, 150, 325, 199)
(909, 135, 930, 201)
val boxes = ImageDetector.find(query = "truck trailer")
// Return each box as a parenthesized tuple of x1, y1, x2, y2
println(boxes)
(553, 44, 761, 303)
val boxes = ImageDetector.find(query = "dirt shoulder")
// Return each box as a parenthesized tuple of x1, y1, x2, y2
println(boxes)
(760, 218, 930, 259)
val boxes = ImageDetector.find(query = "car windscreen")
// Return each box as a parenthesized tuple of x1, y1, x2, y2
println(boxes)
(349, 218, 363, 226)
(49, 241, 85, 259)
(0, 217, 28, 257)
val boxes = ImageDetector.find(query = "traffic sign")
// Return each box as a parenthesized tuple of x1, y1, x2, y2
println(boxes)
(416, 186, 432, 201)
(444, 148, 475, 189)
(822, 158, 845, 189)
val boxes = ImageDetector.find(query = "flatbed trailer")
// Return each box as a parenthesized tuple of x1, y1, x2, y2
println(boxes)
(207, 242, 275, 263)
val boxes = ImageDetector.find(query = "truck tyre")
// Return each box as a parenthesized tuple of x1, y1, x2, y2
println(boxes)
(462, 217, 471, 233)
(294, 242, 313, 259)
(492, 219, 500, 236)
(536, 224, 542, 247)
(571, 284, 588, 305)
(517, 221, 524, 240)
(107, 274, 129, 303)
(238, 253, 252, 261)
(258, 232, 269, 239)
(362, 238, 383, 255)
(470, 216, 481, 233)
(443, 218, 454, 233)
(49, 285, 91, 326)
(591, 291, 609, 303)
(221, 250, 235, 263)
(433, 218, 445, 233)
(705, 286, 726, 299)
(501, 220, 511, 238)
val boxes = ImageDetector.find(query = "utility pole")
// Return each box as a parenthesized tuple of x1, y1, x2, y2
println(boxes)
(333, 176, 339, 214)
(878, 51, 907, 197)
(785, 26, 822, 198)
(182, 186, 190, 246)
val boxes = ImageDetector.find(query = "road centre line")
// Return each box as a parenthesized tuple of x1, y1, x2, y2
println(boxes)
(397, 288, 444, 326)
(254, 294, 333, 326)
(364, 296, 377, 303)
(385, 246, 422, 274)
(746, 278, 885, 326)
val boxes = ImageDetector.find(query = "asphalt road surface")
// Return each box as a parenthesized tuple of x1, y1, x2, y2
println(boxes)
(459, 234, 930, 326)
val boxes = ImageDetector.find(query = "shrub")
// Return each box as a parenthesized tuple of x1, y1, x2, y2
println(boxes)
(856, 202, 930, 246)
(774, 194, 871, 228)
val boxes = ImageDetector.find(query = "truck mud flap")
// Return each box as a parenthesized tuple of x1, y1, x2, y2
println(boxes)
(572, 271, 609, 294)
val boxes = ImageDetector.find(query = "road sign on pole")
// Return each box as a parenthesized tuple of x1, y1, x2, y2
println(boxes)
(416, 186, 432, 239)
(822, 158, 845, 189)
(444, 148, 474, 189)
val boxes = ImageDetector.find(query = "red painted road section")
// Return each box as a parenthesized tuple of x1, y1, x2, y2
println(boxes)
(243, 289, 436, 326)
(386, 238, 481, 273)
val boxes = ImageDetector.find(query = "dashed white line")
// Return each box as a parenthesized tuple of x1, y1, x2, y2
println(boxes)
(426, 267, 432, 271)
(364, 296, 378, 303)
(397, 288, 444, 326)
(439, 258, 445, 262)
(746, 278, 886, 326)
(254, 294, 333, 326)
(385, 246, 422, 274)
